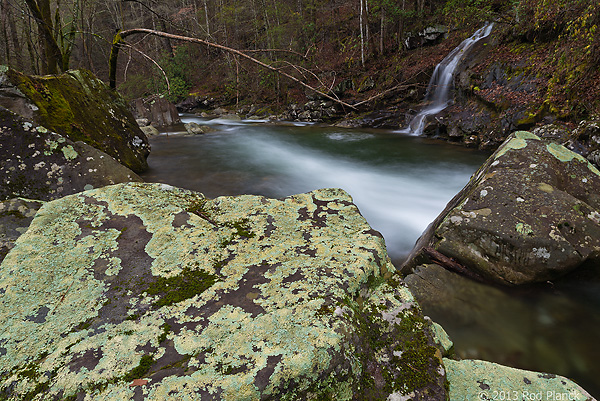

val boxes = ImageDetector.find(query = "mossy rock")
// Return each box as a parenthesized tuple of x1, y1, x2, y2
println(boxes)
(403, 131, 600, 285)
(0, 184, 447, 400)
(1, 67, 150, 173)
(0, 106, 142, 202)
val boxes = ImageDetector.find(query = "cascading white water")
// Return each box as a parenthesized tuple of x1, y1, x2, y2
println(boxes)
(400, 22, 494, 136)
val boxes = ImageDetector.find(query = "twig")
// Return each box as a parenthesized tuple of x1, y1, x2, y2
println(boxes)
(423, 247, 487, 283)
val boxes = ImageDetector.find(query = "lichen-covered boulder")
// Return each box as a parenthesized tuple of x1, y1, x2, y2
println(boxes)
(0, 183, 446, 400)
(0, 198, 44, 263)
(444, 359, 594, 401)
(403, 131, 600, 285)
(0, 66, 150, 173)
(0, 106, 142, 202)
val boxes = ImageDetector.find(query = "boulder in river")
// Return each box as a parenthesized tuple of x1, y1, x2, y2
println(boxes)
(403, 131, 600, 285)
(0, 184, 447, 400)
(0, 106, 142, 202)
(0, 66, 150, 173)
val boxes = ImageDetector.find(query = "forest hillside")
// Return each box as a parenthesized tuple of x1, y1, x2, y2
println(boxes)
(1, 0, 599, 141)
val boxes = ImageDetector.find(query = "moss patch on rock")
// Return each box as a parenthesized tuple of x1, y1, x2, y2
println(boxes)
(3, 67, 150, 173)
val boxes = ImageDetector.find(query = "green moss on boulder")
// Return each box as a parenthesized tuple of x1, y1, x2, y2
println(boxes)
(1, 67, 149, 173)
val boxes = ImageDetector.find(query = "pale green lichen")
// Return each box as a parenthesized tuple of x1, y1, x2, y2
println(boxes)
(515, 222, 534, 236)
(546, 142, 600, 176)
(494, 131, 539, 159)
(444, 358, 593, 401)
(61, 145, 78, 161)
(0, 183, 416, 400)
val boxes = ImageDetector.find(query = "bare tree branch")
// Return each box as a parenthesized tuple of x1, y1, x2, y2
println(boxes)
(109, 28, 358, 111)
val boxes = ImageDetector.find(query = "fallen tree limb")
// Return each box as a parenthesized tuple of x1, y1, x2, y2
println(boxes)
(109, 28, 357, 111)
(423, 247, 487, 283)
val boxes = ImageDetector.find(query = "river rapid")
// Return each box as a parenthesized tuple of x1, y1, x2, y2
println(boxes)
(143, 116, 488, 261)
(141, 116, 600, 397)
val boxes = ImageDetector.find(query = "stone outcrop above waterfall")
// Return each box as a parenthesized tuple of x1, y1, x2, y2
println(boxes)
(0, 67, 150, 173)
(402, 131, 600, 285)
(0, 183, 448, 400)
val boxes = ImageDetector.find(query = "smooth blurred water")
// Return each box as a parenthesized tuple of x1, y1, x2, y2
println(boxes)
(142, 117, 600, 397)
(143, 116, 488, 261)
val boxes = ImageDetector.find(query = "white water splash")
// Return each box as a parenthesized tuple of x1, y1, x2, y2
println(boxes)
(400, 23, 494, 136)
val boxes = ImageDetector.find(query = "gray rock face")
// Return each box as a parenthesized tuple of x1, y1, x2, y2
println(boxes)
(0, 184, 446, 400)
(404, 25, 448, 50)
(0, 106, 142, 202)
(563, 119, 600, 168)
(403, 131, 600, 285)
(133, 97, 181, 127)
(0, 198, 44, 263)
(0, 67, 150, 173)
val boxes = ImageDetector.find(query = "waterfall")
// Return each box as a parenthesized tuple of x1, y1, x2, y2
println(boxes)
(400, 23, 494, 136)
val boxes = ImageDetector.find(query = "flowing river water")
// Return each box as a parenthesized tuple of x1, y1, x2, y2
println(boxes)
(142, 116, 600, 397)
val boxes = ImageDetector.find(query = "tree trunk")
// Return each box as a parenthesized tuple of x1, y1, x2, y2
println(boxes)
(24, 0, 65, 74)
(359, 0, 365, 67)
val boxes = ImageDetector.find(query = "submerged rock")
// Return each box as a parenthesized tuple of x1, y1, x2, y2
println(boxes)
(403, 131, 600, 285)
(404, 263, 600, 391)
(0, 106, 142, 202)
(0, 67, 150, 173)
(0, 183, 446, 400)
(184, 122, 215, 135)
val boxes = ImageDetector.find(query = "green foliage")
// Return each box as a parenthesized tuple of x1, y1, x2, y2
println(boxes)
(443, 0, 494, 26)
(117, 73, 153, 102)
(516, 0, 600, 116)
(150, 45, 196, 102)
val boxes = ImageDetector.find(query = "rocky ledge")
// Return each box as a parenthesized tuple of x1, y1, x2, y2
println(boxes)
(0, 184, 446, 400)
(0, 183, 593, 400)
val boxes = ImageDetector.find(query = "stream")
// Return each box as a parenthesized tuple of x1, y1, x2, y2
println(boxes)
(141, 116, 600, 397)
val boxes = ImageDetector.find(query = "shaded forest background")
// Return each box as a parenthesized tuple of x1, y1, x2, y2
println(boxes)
(1, 0, 599, 119)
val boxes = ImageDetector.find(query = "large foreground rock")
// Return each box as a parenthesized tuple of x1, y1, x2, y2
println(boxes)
(0, 106, 142, 202)
(0, 66, 150, 173)
(0, 184, 446, 400)
(403, 131, 600, 285)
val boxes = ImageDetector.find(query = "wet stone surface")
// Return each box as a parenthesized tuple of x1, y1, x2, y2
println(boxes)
(404, 131, 600, 285)
(0, 183, 446, 400)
